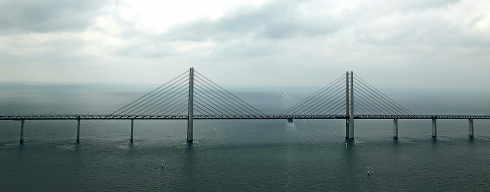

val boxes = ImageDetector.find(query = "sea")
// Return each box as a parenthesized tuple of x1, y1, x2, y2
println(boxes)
(1, 82, 490, 191)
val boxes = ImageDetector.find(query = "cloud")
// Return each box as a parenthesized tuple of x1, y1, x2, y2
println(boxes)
(162, 0, 464, 42)
(153, 0, 487, 64)
(1, 0, 490, 89)
(0, 0, 113, 34)
(162, 1, 336, 42)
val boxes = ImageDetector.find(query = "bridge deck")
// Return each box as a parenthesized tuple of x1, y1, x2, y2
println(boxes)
(1, 115, 489, 120)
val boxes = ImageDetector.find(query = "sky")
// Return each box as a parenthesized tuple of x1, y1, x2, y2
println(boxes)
(1, 0, 489, 90)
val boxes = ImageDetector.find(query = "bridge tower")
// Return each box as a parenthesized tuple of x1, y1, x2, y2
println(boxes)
(345, 72, 350, 138)
(349, 71, 354, 139)
(187, 67, 194, 142)
(345, 71, 355, 139)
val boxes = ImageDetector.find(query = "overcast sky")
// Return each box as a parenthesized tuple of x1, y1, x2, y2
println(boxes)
(1, 0, 489, 90)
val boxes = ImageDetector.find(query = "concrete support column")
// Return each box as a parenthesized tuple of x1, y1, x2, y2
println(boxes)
(76, 116, 81, 142)
(432, 118, 437, 138)
(187, 67, 194, 142)
(349, 71, 354, 139)
(393, 119, 398, 138)
(469, 119, 474, 137)
(345, 71, 350, 138)
(20, 119, 25, 143)
(130, 119, 134, 142)
(345, 119, 350, 138)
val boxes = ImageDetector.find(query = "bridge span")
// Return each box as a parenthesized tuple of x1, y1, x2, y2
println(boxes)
(1, 114, 485, 143)
(2, 114, 490, 120)
(0, 68, 486, 143)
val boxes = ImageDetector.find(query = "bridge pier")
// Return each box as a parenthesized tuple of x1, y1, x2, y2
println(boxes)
(393, 119, 398, 139)
(76, 116, 80, 142)
(20, 119, 25, 143)
(345, 120, 350, 138)
(130, 119, 134, 142)
(432, 118, 437, 138)
(469, 119, 474, 137)
(187, 67, 194, 143)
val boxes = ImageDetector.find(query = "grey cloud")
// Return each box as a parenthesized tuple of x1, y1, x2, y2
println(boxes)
(154, 0, 466, 61)
(114, 41, 172, 58)
(211, 39, 274, 59)
(162, 0, 341, 42)
(394, 0, 461, 11)
(0, 0, 113, 34)
(94, 0, 475, 61)
(162, 0, 462, 43)
(346, 0, 461, 19)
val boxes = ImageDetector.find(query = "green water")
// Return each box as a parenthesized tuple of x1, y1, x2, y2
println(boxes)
(1, 83, 490, 191)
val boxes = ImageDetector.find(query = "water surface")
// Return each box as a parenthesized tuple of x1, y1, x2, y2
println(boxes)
(1, 83, 490, 191)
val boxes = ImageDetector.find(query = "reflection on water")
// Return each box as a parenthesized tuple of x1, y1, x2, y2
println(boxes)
(284, 122, 297, 134)
(431, 137, 438, 145)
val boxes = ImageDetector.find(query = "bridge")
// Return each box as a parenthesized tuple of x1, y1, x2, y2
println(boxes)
(1, 68, 487, 143)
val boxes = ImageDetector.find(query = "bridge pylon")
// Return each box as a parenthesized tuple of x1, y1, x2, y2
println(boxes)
(349, 71, 354, 139)
(345, 71, 350, 138)
(345, 71, 355, 139)
(187, 67, 194, 142)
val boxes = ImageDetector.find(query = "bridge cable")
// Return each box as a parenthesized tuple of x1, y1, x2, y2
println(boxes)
(355, 86, 398, 115)
(125, 75, 188, 114)
(354, 79, 402, 114)
(111, 70, 188, 115)
(355, 84, 402, 114)
(354, 76, 411, 115)
(279, 74, 344, 115)
(290, 75, 345, 114)
(354, 99, 378, 115)
(152, 87, 189, 115)
(131, 78, 188, 115)
(290, 77, 345, 115)
(194, 78, 247, 115)
(194, 90, 232, 115)
(354, 74, 412, 115)
(311, 89, 346, 115)
(194, 78, 251, 115)
(307, 85, 345, 115)
(194, 71, 266, 115)
(195, 72, 264, 115)
(280, 74, 346, 115)
(135, 82, 188, 114)
(112, 72, 188, 115)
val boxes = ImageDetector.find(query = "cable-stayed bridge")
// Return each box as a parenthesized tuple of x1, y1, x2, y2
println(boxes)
(1, 68, 488, 143)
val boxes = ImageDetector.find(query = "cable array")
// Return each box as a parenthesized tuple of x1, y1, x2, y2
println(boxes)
(353, 74, 412, 115)
(280, 74, 347, 115)
(280, 73, 412, 116)
(111, 69, 411, 117)
(112, 69, 266, 116)
(194, 71, 266, 116)
(111, 71, 189, 115)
